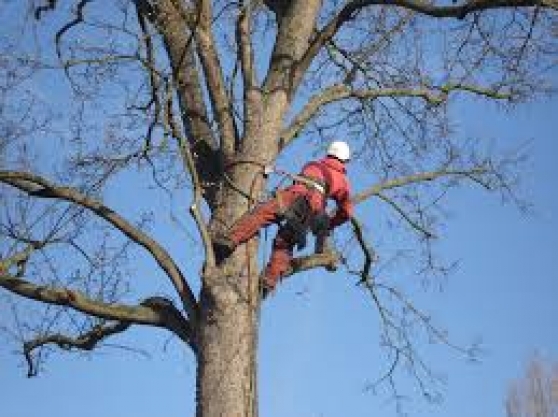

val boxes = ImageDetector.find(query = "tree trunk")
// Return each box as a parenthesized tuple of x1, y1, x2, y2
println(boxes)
(192, 23, 308, 405)
(196, 268, 261, 417)
(195, 157, 266, 417)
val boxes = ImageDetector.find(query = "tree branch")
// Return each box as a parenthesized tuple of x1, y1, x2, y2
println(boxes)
(300, 0, 556, 75)
(375, 281, 475, 357)
(55, 0, 91, 67)
(192, 1, 238, 156)
(295, 0, 555, 104)
(138, 0, 221, 204)
(352, 166, 489, 205)
(34, 0, 57, 20)
(282, 251, 340, 279)
(282, 83, 511, 147)
(162, 83, 216, 269)
(1, 244, 193, 348)
(0, 171, 199, 323)
(347, 0, 557, 19)
(0, 271, 192, 345)
(376, 192, 437, 239)
(23, 321, 131, 377)
(263, 0, 321, 98)
(296, 4, 360, 81)
(236, 2, 257, 93)
(350, 216, 377, 284)
(236, 1, 261, 142)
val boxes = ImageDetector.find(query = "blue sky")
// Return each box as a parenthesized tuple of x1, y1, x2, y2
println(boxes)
(1, 3, 558, 417)
(2, 83, 556, 417)
(258, 105, 558, 417)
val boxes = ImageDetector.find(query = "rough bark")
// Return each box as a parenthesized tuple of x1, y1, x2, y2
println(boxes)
(197, 156, 268, 417)
(196, 262, 261, 417)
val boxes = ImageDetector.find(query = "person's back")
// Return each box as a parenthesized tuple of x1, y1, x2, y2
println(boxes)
(290, 155, 352, 226)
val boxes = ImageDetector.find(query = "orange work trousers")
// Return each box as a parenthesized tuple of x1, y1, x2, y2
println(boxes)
(228, 188, 307, 289)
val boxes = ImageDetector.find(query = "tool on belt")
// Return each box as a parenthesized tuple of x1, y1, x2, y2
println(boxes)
(276, 196, 332, 252)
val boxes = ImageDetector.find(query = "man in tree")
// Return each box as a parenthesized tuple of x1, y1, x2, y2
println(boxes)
(213, 140, 354, 293)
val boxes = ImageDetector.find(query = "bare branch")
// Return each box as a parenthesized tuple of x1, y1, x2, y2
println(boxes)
(296, 0, 555, 101)
(23, 321, 130, 377)
(0, 272, 191, 343)
(352, 166, 490, 205)
(296, 4, 360, 80)
(282, 251, 340, 279)
(282, 83, 511, 147)
(55, 0, 92, 65)
(350, 216, 377, 284)
(0, 171, 198, 323)
(1, 243, 193, 349)
(138, 0, 222, 203)
(375, 282, 475, 357)
(0, 243, 44, 275)
(236, 2, 257, 93)
(354, 274, 478, 403)
(193, 0, 239, 155)
(346, 0, 557, 20)
(34, 0, 57, 20)
(162, 82, 215, 269)
(236, 1, 262, 142)
(363, 350, 401, 394)
(303, 0, 557, 69)
(263, 1, 321, 98)
(376, 192, 437, 239)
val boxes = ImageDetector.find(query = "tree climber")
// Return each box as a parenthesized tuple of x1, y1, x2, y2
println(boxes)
(213, 140, 354, 294)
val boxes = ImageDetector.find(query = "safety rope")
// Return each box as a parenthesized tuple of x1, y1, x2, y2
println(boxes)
(238, 159, 264, 417)
(218, 159, 270, 414)
(220, 159, 264, 204)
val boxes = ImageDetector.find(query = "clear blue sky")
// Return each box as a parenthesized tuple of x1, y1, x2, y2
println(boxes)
(2, 84, 557, 417)
(1, 5, 557, 417)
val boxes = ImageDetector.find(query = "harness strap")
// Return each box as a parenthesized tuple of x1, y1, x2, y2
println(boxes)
(291, 174, 327, 194)
(299, 161, 332, 198)
(266, 160, 333, 198)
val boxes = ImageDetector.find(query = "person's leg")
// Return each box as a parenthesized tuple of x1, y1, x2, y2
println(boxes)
(261, 226, 295, 292)
(228, 198, 280, 246)
(213, 190, 298, 263)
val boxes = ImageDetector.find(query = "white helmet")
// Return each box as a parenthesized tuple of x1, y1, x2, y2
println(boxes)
(327, 140, 351, 162)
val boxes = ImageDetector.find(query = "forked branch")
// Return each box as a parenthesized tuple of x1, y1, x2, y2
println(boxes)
(0, 171, 198, 323)
(300, 0, 557, 77)
(0, 272, 192, 345)
(282, 84, 511, 147)
(346, 0, 557, 19)
(23, 321, 131, 377)
(352, 166, 490, 205)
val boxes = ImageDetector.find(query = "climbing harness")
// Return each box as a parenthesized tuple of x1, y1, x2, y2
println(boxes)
(223, 158, 333, 255)
(278, 194, 312, 250)
(264, 164, 328, 196)
(222, 158, 328, 203)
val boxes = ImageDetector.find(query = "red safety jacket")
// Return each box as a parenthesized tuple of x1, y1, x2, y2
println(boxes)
(288, 156, 353, 228)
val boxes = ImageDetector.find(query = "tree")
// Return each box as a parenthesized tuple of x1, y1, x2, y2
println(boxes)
(0, 1, 556, 416)
(506, 355, 558, 417)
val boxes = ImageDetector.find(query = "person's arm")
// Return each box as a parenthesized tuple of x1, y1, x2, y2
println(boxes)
(329, 187, 353, 229)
